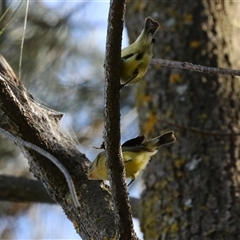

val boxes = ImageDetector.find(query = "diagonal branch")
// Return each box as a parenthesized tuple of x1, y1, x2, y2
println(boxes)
(0, 55, 118, 239)
(160, 117, 240, 137)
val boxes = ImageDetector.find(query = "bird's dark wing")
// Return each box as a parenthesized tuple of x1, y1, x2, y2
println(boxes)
(122, 135, 146, 147)
(121, 53, 135, 61)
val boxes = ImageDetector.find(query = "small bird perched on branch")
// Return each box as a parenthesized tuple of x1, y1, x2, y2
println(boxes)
(120, 17, 160, 87)
(88, 131, 176, 186)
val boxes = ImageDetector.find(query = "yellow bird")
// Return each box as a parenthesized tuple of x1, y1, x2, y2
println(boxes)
(120, 17, 160, 87)
(88, 131, 176, 186)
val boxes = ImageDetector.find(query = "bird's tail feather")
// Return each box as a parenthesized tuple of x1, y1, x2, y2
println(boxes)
(145, 131, 176, 149)
(144, 17, 160, 35)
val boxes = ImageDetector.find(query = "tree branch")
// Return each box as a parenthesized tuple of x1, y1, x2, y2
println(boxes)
(0, 175, 140, 218)
(104, 1, 138, 239)
(0, 55, 118, 239)
(0, 175, 55, 204)
(151, 58, 240, 76)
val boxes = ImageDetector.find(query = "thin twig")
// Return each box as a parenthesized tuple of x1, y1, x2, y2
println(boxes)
(151, 58, 240, 76)
(161, 118, 240, 137)
(0, 0, 13, 23)
(19, 0, 29, 80)
(0, 1, 23, 36)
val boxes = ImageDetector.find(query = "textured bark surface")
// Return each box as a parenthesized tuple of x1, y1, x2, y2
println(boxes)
(0, 174, 141, 218)
(0, 56, 118, 239)
(104, 0, 138, 239)
(125, 1, 240, 239)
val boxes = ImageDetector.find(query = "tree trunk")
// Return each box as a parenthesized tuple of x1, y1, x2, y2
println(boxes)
(125, 1, 240, 239)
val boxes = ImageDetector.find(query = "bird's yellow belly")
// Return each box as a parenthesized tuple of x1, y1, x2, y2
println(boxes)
(121, 53, 151, 85)
(123, 151, 153, 178)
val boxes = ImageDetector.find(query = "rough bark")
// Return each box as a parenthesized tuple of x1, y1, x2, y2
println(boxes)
(0, 175, 140, 218)
(0, 55, 118, 239)
(125, 1, 240, 239)
(104, 1, 138, 239)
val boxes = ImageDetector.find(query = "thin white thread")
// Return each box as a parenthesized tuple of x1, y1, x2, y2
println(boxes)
(0, 127, 80, 208)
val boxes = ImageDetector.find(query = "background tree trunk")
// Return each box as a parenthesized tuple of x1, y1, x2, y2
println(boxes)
(125, 1, 240, 239)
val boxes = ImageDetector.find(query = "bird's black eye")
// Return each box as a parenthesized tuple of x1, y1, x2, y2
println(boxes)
(136, 52, 143, 60)
(152, 39, 156, 44)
